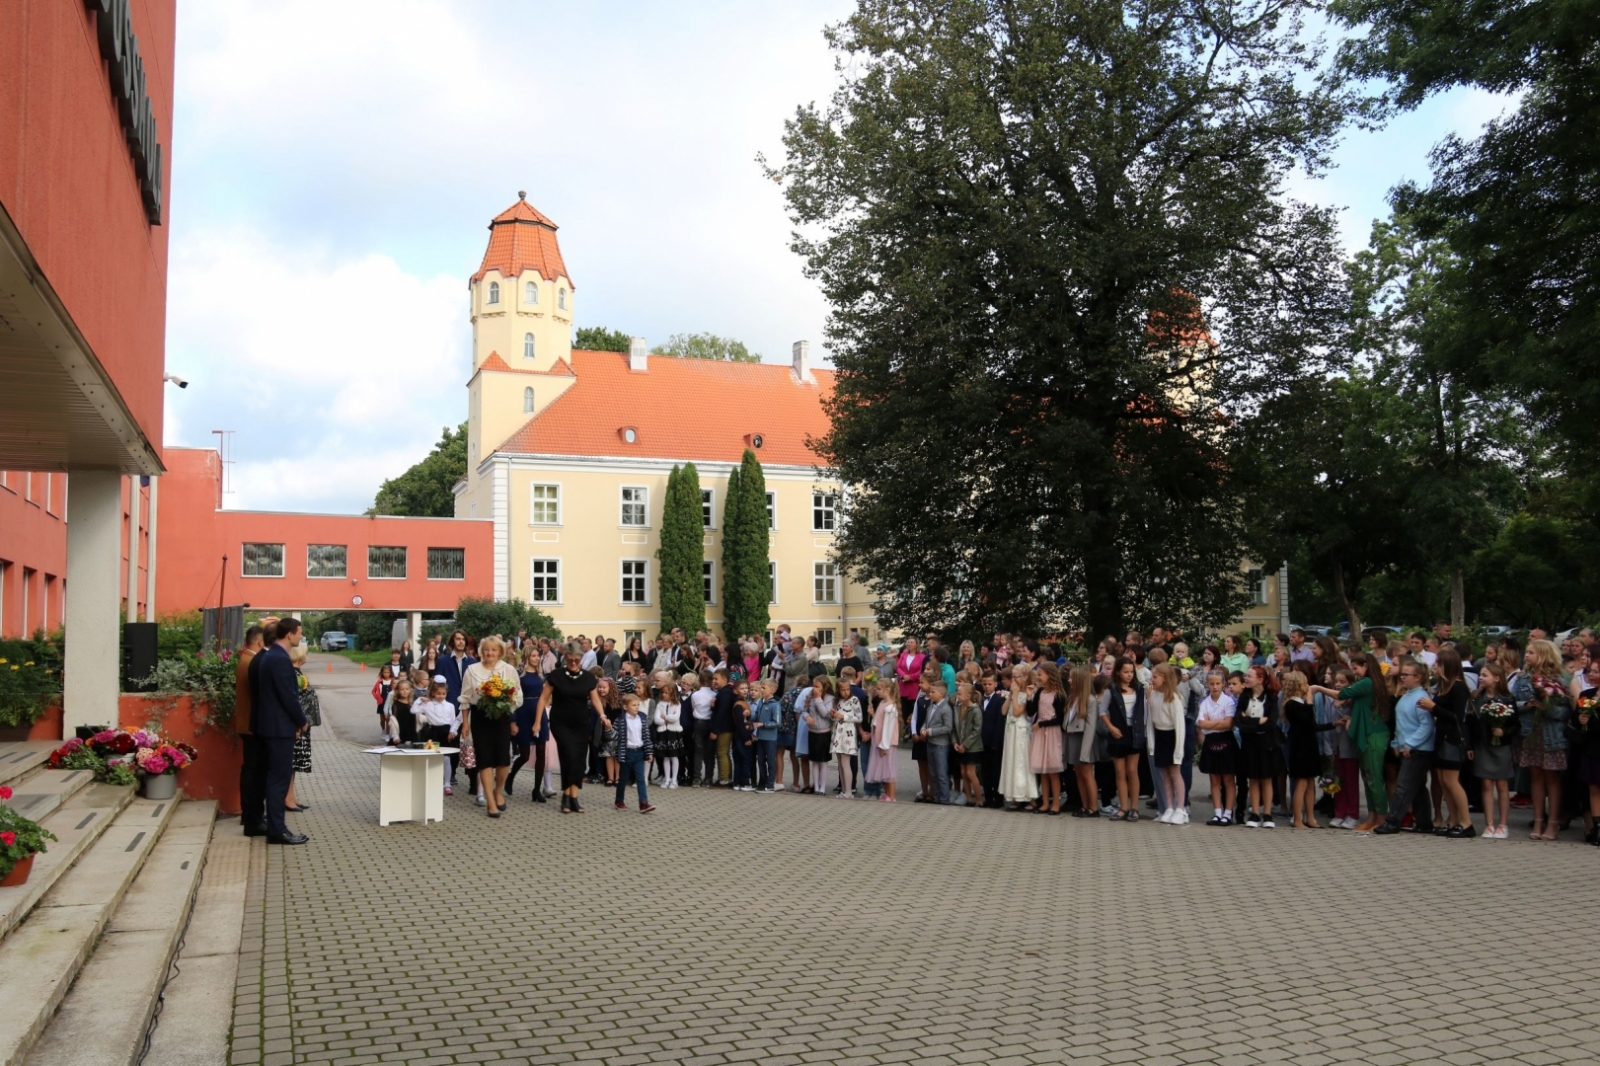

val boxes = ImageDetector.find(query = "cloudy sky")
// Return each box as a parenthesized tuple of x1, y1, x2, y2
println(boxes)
(162, 0, 1510, 514)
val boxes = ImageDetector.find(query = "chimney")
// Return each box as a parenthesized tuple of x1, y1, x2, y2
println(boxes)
(792, 339, 812, 383)
(629, 336, 649, 372)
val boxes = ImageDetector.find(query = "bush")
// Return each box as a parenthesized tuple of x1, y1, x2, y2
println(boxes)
(153, 611, 206, 657)
(356, 613, 402, 651)
(0, 641, 62, 728)
(138, 650, 239, 732)
(454, 597, 559, 641)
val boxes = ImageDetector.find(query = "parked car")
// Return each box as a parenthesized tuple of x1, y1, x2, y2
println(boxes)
(1478, 625, 1511, 638)
(318, 631, 349, 652)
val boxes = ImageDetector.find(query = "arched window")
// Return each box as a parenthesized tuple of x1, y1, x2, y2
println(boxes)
(523, 333, 535, 360)
(487, 281, 500, 305)
(558, 287, 567, 310)
(524, 281, 537, 305)
(523, 387, 535, 413)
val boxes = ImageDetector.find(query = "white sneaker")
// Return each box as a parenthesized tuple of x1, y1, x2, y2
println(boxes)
(1178, 810, 1190, 825)
(774, 783, 785, 791)
(475, 793, 487, 806)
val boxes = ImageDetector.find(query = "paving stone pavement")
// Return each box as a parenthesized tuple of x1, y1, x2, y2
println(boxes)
(225, 656, 1600, 1066)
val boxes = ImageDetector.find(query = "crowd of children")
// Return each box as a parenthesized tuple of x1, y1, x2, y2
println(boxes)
(364, 624, 1600, 838)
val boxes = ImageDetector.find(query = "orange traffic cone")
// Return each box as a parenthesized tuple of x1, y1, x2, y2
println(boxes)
(326, 662, 332, 673)
(360, 662, 366, 672)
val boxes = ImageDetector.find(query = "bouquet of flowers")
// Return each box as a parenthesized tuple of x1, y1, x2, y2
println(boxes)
(1480, 697, 1517, 745)
(1575, 695, 1598, 732)
(134, 742, 196, 777)
(1317, 773, 1342, 798)
(475, 673, 516, 720)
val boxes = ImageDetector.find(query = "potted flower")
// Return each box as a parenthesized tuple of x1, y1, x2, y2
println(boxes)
(0, 785, 58, 886)
(134, 740, 196, 800)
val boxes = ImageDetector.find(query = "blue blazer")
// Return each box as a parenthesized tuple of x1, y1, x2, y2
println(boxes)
(436, 652, 477, 706)
(249, 644, 307, 738)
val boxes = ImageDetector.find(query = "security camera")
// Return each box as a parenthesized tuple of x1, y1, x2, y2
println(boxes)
(163, 373, 188, 389)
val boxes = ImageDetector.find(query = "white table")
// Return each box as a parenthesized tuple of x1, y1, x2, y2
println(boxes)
(362, 747, 459, 826)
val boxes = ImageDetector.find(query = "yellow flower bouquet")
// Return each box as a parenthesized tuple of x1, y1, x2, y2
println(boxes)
(476, 673, 516, 720)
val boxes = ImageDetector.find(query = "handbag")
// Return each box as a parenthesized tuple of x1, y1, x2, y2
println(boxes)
(298, 686, 322, 728)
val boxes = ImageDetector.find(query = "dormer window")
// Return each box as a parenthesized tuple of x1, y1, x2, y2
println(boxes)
(523, 387, 535, 413)
(523, 333, 536, 360)
(524, 281, 537, 305)
(487, 281, 500, 305)
(558, 287, 567, 310)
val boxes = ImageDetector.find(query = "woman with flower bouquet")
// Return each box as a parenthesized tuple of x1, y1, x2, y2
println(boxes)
(458, 635, 523, 818)
(1511, 639, 1573, 841)
(1565, 657, 1600, 845)
(1469, 661, 1519, 839)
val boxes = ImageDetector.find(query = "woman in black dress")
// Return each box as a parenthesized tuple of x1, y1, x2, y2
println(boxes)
(536, 641, 610, 813)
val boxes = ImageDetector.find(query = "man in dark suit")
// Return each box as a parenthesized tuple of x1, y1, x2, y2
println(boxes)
(249, 617, 309, 844)
(234, 624, 268, 836)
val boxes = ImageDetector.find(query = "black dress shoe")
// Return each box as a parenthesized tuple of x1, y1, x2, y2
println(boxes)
(266, 832, 310, 845)
(1372, 822, 1400, 835)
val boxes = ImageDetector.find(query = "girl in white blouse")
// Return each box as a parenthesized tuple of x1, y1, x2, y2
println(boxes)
(650, 674, 685, 789)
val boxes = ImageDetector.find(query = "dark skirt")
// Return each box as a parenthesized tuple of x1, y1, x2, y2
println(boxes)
(1582, 755, 1600, 787)
(777, 732, 796, 750)
(1199, 731, 1236, 776)
(472, 715, 513, 769)
(1152, 728, 1178, 769)
(1240, 732, 1279, 780)
(911, 740, 928, 762)
(552, 722, 590, 790)
(655, 730, 684, 758)
(808, 733, 833, 763)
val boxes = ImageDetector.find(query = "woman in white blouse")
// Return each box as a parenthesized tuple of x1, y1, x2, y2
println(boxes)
(458, 636, 523, 818)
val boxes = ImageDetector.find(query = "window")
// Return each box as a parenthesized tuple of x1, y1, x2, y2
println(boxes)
(768, 560, 778, 604)
(524, 281, 537, 305)
(812, 491, 837, 532)
(1246, 567, 1268, 605)
(815, 628, 835, 648)
(765, 490, 776, 530)
(620, 486, 648, 527)
(558, 287, 567, 310)
(703, 560, 715, 604)
(368, 545, 407, 579)
(307, 544, 347, 578)
(523, 333, 535, 360)
(487, 281, 500, 305)
(813, 561, 838, 604)
(530, 558, 560, 603)
(621, 560, 648, 604)
(702, 488, 715, 528)
(530, 483, 560, 524)
(523, 386, 535, 413)
(428, 548, 465, 580)
(241, 543, 284, 577)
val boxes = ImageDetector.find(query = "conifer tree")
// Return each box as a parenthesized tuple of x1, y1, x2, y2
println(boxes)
(657, 464, 705, 634)
(721, 449, 770, 639)
(721, 464, 745, 636)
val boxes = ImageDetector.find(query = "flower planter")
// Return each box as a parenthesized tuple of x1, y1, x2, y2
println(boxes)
(0, 854, 34, 887)
(140, 773, 178, 800)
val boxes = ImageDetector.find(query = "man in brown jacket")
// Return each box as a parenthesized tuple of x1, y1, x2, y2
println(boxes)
(236, 624, 268, 835)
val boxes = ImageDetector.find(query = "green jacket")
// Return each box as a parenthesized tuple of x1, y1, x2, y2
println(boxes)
(954, 703, 983, 753)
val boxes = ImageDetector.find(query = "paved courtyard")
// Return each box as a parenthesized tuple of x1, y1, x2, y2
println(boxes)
(224, 657, 1600, 1066)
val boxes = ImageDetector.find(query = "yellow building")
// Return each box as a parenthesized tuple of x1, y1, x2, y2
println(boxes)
(453, 194, 879, 646)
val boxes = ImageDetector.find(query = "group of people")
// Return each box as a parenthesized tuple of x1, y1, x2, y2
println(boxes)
(233, 616, 318, 845)
(356, 620, 1600, 843)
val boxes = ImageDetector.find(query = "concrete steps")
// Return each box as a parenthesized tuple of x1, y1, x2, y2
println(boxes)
(1, 768, 96, 822)
(0, 793, 180, 1066)
(0, 782, 134, 940)
(0, 743, 55, 789)
(23, 802, 217, 1066)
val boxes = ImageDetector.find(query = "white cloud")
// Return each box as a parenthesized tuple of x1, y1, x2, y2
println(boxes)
(164, 227, 466, 511)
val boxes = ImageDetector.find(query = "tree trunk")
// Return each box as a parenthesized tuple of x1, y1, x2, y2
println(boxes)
(1331, 558, 1362, 638)
(1450, 565, 1466, 632)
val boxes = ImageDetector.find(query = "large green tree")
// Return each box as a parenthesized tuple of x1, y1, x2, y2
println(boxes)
(1331, 0, 1600, 469)
(770, 0, 1353, 640)
(574, 326, 633, 353)
(657, 464, 705, 634)
(370, 423, 467, 517)
(720, 449, 771, 638)
(657, 332, 760, 363)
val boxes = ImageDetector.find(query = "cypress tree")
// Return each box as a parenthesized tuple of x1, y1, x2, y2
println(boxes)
(657, 463, 705, 634)
(721, 464, 745, 636)
(721, 449, 770, 639)
(733, 449, 770, 638)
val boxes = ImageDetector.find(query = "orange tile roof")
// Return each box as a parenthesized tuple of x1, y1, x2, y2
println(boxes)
(475, 351, 574, 377)
(495, 350, 835, 467)
(470, 194, 573, 287)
